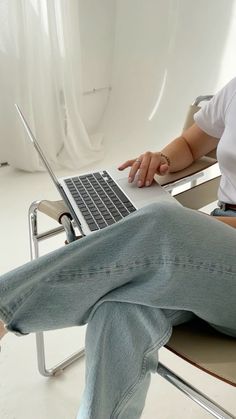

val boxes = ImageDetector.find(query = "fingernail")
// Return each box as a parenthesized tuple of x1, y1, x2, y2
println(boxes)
(138, 180, 142, 187)
(128, 177, 132, 183)
(145, 180, 150, 187)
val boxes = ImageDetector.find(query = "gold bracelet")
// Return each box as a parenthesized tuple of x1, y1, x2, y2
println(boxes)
(160, 153, 171, 166)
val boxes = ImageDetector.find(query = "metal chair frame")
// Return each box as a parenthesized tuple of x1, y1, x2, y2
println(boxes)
(28, 201, 85, 377)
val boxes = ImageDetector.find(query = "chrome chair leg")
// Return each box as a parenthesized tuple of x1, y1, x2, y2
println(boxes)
(157, 363, 235, 419)
(28, 201, 85, 377)
(36, 332, 85, 377)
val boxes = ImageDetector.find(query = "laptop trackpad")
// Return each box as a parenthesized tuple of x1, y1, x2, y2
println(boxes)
(109, 169, 178, 208)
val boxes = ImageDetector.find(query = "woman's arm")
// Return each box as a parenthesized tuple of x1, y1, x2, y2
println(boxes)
(118, 123, 219, 187)
(161, 123, 219, 173)
(213, 216, 236, 228)
(202, 211, 236, 229)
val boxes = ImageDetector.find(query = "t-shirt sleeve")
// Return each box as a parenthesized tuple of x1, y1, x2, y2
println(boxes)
(194, 77, 236, 138)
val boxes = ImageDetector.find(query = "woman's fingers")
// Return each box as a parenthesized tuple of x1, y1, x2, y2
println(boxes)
(118, 159, 136, 171)
(128, 157, 143, 183)
(139, 153, 161, 186)
(136, 152, 152, 187)
(159, 162, 169, 175)
(118, 152, 170, 187)
(118, 157, 143, 182)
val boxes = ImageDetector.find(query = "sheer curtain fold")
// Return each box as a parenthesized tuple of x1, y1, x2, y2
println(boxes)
(2, 0, 104, 171)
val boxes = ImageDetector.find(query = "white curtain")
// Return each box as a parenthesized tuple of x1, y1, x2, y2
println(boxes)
(0, 0, 104, 171)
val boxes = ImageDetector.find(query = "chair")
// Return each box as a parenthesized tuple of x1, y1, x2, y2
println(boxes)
(28, 200, 85, 377)
(28, 95, 236, 418)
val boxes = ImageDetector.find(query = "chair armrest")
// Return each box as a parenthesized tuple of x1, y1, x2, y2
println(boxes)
(156, 156, 217, 187)
(38, 200, 72, 224)
(174, 175, 220, 209)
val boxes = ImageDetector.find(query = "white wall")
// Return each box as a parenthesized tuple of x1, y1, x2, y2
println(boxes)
(0, 2, 16, 163)
(1, 1, 236, 165)
(79, 0, 116, 134)
(98, 0, 236, 162)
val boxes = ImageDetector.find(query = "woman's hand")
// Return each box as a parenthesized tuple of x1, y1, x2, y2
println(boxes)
(118, 151, 170, 187)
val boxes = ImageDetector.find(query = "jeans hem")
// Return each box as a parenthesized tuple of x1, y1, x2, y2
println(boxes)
(0, 306, 25, 335)
(0, 305, 13, 326)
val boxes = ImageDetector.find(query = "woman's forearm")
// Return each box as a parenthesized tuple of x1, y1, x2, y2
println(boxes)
(199, 211, 236, 229)
(161, 136, 194, 173)
(161, 123, 219, 173)
(118, 123, 218, 186)
(214, 216, 236, 228)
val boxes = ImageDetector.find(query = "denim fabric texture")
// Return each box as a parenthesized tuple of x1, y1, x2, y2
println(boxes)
(211, 206, 236, 217)
(0, 201, 236, 418)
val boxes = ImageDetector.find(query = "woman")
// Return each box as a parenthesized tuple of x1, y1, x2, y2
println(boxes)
(1, 78, 236, 419)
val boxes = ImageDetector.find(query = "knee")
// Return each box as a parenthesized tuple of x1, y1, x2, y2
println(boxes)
(88, 301, 125, 328)
(142, 201, 177, 216)
(87, 302, 142, 340)
(139, 201, 180, 227)
(86, 302, 129, 354)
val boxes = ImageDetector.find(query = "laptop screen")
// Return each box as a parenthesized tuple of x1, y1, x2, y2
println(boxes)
(15, 104, 60, 190)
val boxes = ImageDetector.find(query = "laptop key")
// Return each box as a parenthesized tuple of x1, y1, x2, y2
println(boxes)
(106, 218, 115, 225)
(97, 221, 107, 229)
(113, 213, 122, 221)
(86, 222, 99, 231)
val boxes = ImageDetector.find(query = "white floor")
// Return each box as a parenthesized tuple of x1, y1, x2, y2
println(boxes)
(0, 158, 236, 419)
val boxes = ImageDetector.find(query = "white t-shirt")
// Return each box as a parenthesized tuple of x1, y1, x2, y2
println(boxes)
(194, 77, 236, 204)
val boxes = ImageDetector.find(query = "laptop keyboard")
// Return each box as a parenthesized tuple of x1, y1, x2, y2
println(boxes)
(65, 171, 136, 231)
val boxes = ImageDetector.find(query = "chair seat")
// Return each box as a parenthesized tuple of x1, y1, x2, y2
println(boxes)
(165, 320, 236, 386)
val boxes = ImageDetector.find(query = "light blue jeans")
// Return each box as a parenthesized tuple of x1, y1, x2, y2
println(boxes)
(211, 204, 236, 217)
(1, 202, 236, 418)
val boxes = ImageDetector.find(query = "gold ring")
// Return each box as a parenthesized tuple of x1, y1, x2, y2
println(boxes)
(135, 159, 141, 163)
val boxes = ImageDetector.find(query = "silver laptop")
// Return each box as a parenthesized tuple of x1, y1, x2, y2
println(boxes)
(15, 104, 174, 236)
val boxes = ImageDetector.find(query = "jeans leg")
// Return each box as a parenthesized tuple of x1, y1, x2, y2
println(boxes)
(0, 201, 236, 335)
(1, 201, 236, 418)
(77, 302, 193, 419)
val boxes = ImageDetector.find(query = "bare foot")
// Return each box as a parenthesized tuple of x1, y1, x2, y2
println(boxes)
(0, 320, 8, 341)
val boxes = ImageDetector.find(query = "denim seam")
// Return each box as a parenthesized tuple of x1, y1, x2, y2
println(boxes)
(0, 286, 37, 327)
(46, 259, 236, 284)
(0, 305, 13, 324)
(110, 325, 172, 418)
(52, 256, 235, 271)
(1, 258, 234, 292)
